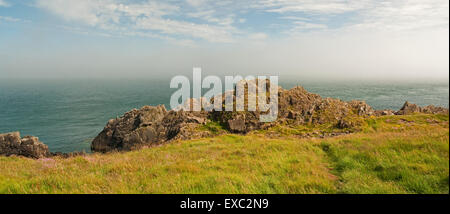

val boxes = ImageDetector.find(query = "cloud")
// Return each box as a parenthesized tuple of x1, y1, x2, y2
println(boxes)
(290, 21, 327, 31)
(35, 0, 237, 43)
(186, 0, 208, 7)
(0, 0, 10, 7)
(248, 32, 268, 40)
(0, 16, 22, 23)
(134, 16, 235, 43)
(351, 0, 449, 32)
(257, 0, 369, 14)
(32, 0, 450, 44)
(263, 0, 449, 35)
(2, 1, 448, 80)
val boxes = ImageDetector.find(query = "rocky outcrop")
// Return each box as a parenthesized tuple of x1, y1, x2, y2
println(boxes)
(278, 87, 374, 125)
(91, 81, 449, 153)
(91, 105, 210, 152)
(396, 101, 421, 115)
(92, 105, 167, 152)
(227, 114, 246, 133)
(0, 132, 49, 158)
(396, 101, 449, 115)
(374, 109, 395, 116)
(2, 81, 447, 156)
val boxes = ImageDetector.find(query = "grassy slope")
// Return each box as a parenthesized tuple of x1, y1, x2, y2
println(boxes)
(0, 114, 448, 194)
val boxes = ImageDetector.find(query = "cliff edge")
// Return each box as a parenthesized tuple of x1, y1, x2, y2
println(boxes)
(90, 81, 448, 153)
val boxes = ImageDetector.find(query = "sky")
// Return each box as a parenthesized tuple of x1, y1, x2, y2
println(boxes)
(0, 0, 449, 80)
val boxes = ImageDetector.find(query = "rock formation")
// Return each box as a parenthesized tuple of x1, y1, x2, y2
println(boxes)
(91, 81, 449, 153)
(0, 132, 49, 158)
(91, 105, 210, 152)
(396, 101, 449, 115)
(2, 82, 447, 157)
(2, 82, 448, 157)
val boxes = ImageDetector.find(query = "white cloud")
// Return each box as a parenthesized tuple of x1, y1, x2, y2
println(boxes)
(186, 0, 208, 7)
(279, 16, 311, 21)
(296, 21, 327, 29)
(249, 32, 268, 40)
(32, 0, 449, 44)
(134, 17, 235, 43)
(352, 0, 449, 32)
(0, 0, 10, 7)
(262, 0, 449, 35)
(0, 16, 21, 22)
(2, 0, 448, 80)
(257, 0, 370, 14)
(186, 10, 236, 27)
(36, 0, 236, 43)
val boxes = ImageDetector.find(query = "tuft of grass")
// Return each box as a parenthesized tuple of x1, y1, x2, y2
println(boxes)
(0, 114, 448, 194)
(197, 121, 227, 135)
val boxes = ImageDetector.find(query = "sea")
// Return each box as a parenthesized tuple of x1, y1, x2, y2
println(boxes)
(0, 78, 448, 153)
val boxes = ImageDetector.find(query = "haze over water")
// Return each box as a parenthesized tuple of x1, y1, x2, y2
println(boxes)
(1, 1, 448, 153)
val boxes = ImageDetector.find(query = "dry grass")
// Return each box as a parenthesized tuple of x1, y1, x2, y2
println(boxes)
(0, 114, 448, 194)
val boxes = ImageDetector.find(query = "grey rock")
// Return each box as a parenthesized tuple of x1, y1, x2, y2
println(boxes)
(228, 115, 246, 133)
(91, 81, 449, 153)
(0, 132, 49, 159)
(396, 101, 448, 115)
(396, 101, 421, 115)
(91, 105, 168, 152)
(91, 105, 208, 152)
(374, 109, 395, 116)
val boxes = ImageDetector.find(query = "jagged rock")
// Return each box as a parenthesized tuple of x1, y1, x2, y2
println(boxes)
(91, 105, 208, 152)
(161, 110, 208, 140)
(0, 132, 49, 158)
(91, 82, 449, 153)
(336, 117, 363, 130)
(348, 100, 374, 116)
(374, 109, 395, 116)
(396, 101, 421, 115)
(278, 86, 322, 124)
(396, 101, 449, 115)
(421, 105, 449, 115)
(277, 87, 375, 126)
(91, 105, 169, 152)
(228, 115, 246, 133)
(312, 98, 354, 124)
(209, 79, 277, 133)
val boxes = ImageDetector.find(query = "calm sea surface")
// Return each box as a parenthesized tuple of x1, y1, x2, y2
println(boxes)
(0, 78, 448, 152)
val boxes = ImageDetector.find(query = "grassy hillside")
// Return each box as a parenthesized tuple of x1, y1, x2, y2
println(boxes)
(0, 114, 448, 194)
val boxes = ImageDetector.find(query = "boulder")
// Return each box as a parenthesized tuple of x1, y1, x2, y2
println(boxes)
(91, 105, 209, 152)
(421, 105, 449, 115)
(396, 101, 449, 115)
(396, 101, 421, 115)
(374, 109, 395, 116)
(336, 117, 363, 130)
(91, 105, 168, 152)
(348, 100, 374, 116)
(278, 86, 322, 124)
(228, 115, 246, 133)
(0, 132, 49, 158)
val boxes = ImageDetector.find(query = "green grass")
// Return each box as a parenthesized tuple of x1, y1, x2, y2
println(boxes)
(197, 121, 227, 135)
(0, 114, 448, 194)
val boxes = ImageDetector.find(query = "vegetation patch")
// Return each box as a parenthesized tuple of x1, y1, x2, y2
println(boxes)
(0, 114, 448, 194)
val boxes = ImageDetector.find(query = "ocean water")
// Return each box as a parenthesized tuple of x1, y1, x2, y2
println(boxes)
(0, 78, 448, 153)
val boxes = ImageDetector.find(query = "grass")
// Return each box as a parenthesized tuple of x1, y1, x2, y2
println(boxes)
(197, 121, 227, 135)
(0, 114, 448, 194)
